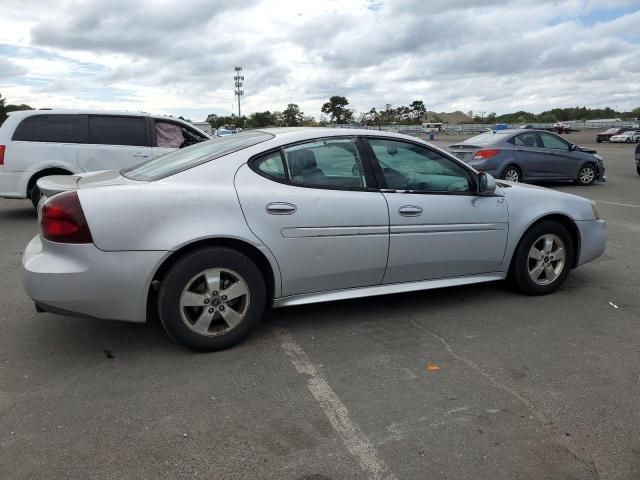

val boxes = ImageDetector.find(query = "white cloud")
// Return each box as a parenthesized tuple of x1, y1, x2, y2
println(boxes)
(0, 0, 638, 120)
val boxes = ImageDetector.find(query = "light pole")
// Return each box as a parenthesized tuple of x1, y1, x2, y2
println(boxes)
(480, 111, 485, 124)
(234, 66, 244, 123)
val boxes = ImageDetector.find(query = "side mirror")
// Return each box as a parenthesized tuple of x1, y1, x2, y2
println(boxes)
(569, 143, 577, 151)
(477, 172, 497, 195)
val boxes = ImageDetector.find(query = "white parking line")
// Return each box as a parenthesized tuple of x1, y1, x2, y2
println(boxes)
(276, 327, 398, 480)
(595, 200, 640, 208)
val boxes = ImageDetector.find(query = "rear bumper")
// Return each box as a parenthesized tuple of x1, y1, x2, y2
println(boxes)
(0, 170, 31, 198)
(22, 235, 168, 323)
(576, 219, 606, 267)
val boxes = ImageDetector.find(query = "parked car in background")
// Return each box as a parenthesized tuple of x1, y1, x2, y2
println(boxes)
(216, 128, 238, 137)
(449, 129, 605, 185)
(609, 130, 640, 143)
(22, 128, 606, 351)
(0, 110, 210, 207)
(596, 127, 634, 143)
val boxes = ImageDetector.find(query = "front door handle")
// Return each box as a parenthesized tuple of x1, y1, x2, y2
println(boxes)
(398, 205, 423, 217)
(266, 202, 297, 215)
(133, 153, 150, 158)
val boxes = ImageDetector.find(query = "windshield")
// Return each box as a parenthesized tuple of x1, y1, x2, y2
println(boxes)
(461, 131, 511, 146)
(122, 131, 273, 181)
(605, 128, 619, 134)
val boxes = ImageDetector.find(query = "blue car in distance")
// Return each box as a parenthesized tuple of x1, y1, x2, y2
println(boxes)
(449, 129, 605, 185)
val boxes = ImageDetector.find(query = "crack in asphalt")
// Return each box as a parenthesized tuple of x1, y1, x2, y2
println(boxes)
(387, 303, 603, 480)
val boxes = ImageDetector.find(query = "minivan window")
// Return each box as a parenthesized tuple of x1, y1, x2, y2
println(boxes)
(12, 114, 87, 143)
(88, 115, 147, 146)
(122, 131, 274, 181)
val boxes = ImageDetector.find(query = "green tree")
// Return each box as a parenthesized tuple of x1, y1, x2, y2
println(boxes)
(321, 96, 353, 124)
(486, 112, 497, 123)
(409, 100, 426, 123)
(245, 111, 275, 128)
(0, 92, 33, 125)
(282, 103, 304, 127)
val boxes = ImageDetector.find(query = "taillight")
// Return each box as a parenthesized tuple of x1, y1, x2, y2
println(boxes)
(0, 145, 5, 166)
(41, 191, 93, 243)
(473, 149, 501, 160)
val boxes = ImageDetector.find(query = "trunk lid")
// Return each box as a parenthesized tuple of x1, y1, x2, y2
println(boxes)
(448, 144, 482, 162)
(37, 170, 138, 197)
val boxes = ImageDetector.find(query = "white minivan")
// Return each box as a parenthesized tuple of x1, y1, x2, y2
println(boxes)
(0, 110, 211, 207)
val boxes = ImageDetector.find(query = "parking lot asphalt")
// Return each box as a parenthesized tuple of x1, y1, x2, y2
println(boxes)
(1, 132, 639, 479)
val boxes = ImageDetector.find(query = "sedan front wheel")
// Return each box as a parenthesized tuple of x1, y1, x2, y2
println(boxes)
(510, 221, 574, 295)
(158, 247, 266, 351)
(577, 164, 596, 186)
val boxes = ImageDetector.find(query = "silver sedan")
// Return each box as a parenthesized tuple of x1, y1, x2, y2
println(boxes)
(22, 128, 606, 351)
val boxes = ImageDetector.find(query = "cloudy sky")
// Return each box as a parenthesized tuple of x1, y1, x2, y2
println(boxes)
(0, 0, 638, 121)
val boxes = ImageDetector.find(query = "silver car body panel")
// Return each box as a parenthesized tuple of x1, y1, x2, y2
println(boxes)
(234, 163, 389, 296)
(22, 236, 166, 322)
(381, 190, 508, 283)
(22, 128, 607, 323)
(273, 272, 507, 308)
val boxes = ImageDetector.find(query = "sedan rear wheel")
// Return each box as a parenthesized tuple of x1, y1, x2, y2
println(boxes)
(510, 221, 574, 295)
(502, 166, 521, 182)
(158, 247, 266, 351)
(577, 164, 596, 186)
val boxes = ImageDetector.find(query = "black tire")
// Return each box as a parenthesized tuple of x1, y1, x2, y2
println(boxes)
(501, 165, 521, 183)
(636, 166, 640, 176)
(625, 138, 631, 143)
(509, 220, 574, 296)
(576, 163, 596, 186)
(596, 139, 602, 143)
(158, 247, 266, 352)
(30, 184, 42, 209)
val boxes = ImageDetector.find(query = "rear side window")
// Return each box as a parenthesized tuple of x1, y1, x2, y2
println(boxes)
(12, 114, 87, 143)
(88, 116, 147, 146)
(513, 132, 538, 147)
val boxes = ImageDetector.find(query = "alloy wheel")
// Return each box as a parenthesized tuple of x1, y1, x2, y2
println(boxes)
(179, 268, 250, 336)
(579, 167, 595, 184)
(504, 168, 520, 182)
(527, 234, 565, 285)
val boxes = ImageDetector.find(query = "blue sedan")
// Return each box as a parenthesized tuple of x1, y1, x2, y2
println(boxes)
(449, 129, 605, 185)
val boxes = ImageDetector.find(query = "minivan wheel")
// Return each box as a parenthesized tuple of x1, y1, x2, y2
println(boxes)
(158, 247, 266, 352)
(577, 164, 596, 186)
(502, 166, 521, 182)
(30, 184, 42, 209)
(510, 221, 574, 295)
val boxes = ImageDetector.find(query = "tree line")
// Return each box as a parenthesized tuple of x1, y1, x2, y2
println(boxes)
(1, 91, 637, 130)
(0, 92, 33, 125)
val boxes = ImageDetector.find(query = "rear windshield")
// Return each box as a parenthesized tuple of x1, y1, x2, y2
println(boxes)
(121, 131, 274, 181)
(461, 131, 511, 147)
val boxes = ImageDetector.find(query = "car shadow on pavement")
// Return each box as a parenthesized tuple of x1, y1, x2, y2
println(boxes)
(0, 203, 36, 221)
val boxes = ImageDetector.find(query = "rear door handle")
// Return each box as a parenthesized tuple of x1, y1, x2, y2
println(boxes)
(398, 205, 423, 217)
(266, 202, 297, 215)
(133, 153, 150, 158)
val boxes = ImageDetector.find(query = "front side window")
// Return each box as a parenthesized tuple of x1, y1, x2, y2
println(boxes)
(12, 114, 87, 143)
(155, 121, 184, 148)
(88, 115, 147, 146)
(539, 132, 569, 150)
(513, 132, 538, 147)
(368, 138, 472, 193)
(282, 138, 366, 189)
(122, 131, 274, 181)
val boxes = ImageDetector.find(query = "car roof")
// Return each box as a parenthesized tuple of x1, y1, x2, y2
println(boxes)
(256, 127, 428, 142)
(5, 109, 194, 124)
